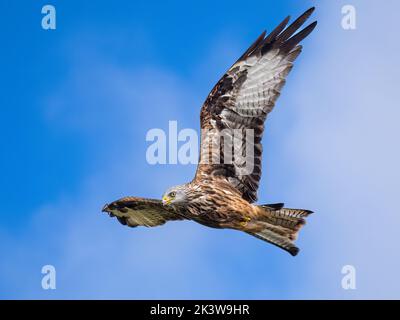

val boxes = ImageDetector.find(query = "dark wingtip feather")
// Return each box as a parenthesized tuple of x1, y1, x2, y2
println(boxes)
(281, 20, 317, 53)
(263, 15, 291, 45)
(117, 217, 127, 225)
(236, 30, 267, 62)
(306, 6, 316, 15)
(277, 7, 316, 43)
(238, 7, 317, 61)
(301, 6, 315, 17)
(262, 203, 285, 210)
(289, 246, 300, 256)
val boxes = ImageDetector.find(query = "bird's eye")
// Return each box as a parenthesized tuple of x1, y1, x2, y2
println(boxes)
(169, 192, 176, 198)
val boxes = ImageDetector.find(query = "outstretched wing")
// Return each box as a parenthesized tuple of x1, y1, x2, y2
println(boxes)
(195, 8, 317, 203)
(102, 197, 185, 228)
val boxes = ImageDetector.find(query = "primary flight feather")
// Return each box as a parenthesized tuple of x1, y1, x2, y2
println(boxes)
(102, 7, 317, 256)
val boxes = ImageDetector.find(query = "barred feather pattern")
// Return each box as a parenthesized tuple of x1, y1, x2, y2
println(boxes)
(195, 7, 317, 203)
(248, 229, 300, 256)
(258, 205, 312, 230)
(102, 197, 185, 228)
(248, 205, 314, 256)
(102, 8, 317, 257)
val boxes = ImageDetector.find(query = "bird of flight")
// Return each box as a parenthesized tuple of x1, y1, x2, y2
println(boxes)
(102, 7, 317, 256)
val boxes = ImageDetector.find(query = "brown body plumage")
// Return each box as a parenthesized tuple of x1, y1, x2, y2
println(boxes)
(179, 178, 257, 229)
(102, 8, 317, 256)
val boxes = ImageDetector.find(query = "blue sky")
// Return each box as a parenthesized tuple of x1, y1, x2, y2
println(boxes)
(1, 0, 399, 299)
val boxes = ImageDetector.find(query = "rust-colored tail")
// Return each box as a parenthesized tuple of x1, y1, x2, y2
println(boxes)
(247, 203, 313, 256)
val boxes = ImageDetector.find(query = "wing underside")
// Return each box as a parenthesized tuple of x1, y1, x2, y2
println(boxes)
(102, 197, 185, 228)
(195, 8, 317, 203)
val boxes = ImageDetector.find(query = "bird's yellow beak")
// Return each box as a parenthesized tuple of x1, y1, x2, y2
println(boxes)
(162, 195, 171, 205)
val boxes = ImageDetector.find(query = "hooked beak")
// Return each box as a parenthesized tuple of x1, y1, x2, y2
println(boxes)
(162, 195, 171, 205)
(101, 203, 116, 217)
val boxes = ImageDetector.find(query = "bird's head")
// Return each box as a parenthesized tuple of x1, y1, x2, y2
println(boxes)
(162, 184, 189, 207)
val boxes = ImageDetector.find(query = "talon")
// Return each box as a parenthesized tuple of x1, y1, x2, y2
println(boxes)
(240, 216, 251, 227)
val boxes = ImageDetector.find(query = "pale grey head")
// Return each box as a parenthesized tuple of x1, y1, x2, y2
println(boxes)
(162, 184, 190, 207)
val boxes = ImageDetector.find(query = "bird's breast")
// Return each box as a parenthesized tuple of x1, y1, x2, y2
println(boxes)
(183, 191, 255, 229)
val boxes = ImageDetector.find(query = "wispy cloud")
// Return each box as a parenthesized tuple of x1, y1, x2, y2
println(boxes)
(280, 0, 400, 298)
(0, 28, 266, 299)
(2, 1, 399, 299)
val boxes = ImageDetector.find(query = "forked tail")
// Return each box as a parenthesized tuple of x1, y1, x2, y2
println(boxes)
(247, 203, 313, 256)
